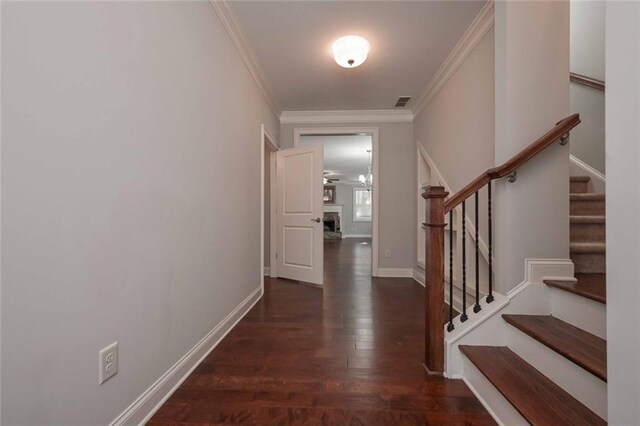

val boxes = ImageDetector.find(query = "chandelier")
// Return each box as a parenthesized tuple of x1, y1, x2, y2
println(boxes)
(358, 149, 373, 190)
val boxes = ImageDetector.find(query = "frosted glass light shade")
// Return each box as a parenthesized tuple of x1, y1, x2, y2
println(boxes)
(332, 36, 369, 68)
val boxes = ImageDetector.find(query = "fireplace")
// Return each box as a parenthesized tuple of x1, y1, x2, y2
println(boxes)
(323, 211, 342, 239)
(324, 213, 340, 232)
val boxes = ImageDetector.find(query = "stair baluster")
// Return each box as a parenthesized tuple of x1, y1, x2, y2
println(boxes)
(448, 210, 455, 332)
(487, 182, 494, 303)
(461, 201, 468, 322)
(474, 191, 482, 313)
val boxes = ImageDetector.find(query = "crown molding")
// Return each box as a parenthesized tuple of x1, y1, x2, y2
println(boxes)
(209, 1, 281, 116)
(280, 109, 413, 124)
(412, 1, 495, 117)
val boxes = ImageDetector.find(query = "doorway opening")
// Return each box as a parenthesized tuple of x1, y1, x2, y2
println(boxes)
(295, 128, 379, 277)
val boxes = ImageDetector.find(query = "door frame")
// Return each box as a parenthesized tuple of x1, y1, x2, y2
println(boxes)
(261, 124, 279, 293)
(293, 127, 380, 277)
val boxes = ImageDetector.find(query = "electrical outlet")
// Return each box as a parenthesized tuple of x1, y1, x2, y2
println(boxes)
(384, 249, 391, 258)
(99, 342, 118, 384)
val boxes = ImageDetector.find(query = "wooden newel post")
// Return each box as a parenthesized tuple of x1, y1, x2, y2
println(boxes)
(422, 186, 448, 374)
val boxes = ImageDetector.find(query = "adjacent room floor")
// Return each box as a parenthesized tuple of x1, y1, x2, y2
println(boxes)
(150, 238, 494, 425)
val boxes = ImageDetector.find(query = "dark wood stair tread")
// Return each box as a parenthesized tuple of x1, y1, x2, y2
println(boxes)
(460, 346, 605, 425)
(545, 274, 606, 304)
(502, 314, 607, 381)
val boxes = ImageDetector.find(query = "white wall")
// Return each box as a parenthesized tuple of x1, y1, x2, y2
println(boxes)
(281, 122, 414, 270)
(412, 27, 495, 291)
(571, 1, 605, 81)
(332, 184, 372, 236)
(570, 1, 605, 174)
(605, 2, 640, 423)
(1, 2, 279, 424)
(493, 1, 570, 294)
(414, 29, 495, 199)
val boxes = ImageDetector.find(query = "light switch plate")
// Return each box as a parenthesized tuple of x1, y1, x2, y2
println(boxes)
(99, 342, 118, 384)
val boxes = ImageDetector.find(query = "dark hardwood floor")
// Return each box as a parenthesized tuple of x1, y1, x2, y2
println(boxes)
(150, 238, 494, 425)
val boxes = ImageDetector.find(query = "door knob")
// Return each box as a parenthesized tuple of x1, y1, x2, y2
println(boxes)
(311, 218, 322, 223)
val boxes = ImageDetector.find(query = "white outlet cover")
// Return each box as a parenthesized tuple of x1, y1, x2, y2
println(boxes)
(384, 249, 391, 258)
(99, 342, 118, 384)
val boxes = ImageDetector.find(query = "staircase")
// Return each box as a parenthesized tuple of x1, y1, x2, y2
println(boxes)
(459, 175, 607, 424)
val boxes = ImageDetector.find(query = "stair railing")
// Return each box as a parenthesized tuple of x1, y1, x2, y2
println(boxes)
(422, 113, 581, 374)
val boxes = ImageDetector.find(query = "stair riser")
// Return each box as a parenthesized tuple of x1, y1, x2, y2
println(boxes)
(570, 200, 605, 215)
(570, 223, 605, 243)
(506, 327, 608, 420)
(570, 181, 589, 194)
(551, 287, 606, 339)
(571, 252, 605, 274)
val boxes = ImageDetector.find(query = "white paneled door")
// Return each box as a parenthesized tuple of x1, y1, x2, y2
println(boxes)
(276, 143, 324, 285)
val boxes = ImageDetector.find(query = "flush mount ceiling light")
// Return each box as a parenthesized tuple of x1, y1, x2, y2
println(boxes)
(332, 35, 369, 68)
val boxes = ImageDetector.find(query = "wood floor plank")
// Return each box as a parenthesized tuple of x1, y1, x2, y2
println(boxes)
(460, 345, 605, 425)
(150, 238, 494, 425)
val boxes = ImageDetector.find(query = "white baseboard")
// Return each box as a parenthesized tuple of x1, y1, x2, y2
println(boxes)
(342, 234, 372, 238)
(263, 267, 270, 276)
(110, 287, 263, 426)
(570, 154, 606, 193)
(377, 268, 414, 278)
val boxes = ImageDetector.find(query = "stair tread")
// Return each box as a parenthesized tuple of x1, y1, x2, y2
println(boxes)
(570, 193, 605, 201)
(570, 242, 606, 253)
(502, 314, 607, 381)
(570, 215, 605, 224)
(570, 175, 591, 182)
(544, 274, 606, 304)
(459, 345, 605, 425)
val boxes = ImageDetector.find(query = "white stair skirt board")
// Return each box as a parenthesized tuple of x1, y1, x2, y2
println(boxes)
(550, 286, 606, 339)
(109, 287, 263, 426)
(446, 259, 575, 378)
(376, 268, 414, 278)
(263, 267, 271, 276)
(506, 322, 608, 420)
(413, 266, 425, 287)
(462, 356, 528, 426)
(570, 155, 606, 193)
(445, 259, 607, 425)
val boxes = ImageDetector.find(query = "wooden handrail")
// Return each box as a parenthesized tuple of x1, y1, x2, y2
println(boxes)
(570, 72, 605, 91)
(444, 114, 581, 213)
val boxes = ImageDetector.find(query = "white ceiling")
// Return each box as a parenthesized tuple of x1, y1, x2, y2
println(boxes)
(299, 134, 372, 185)
(230, 1, 486, 111)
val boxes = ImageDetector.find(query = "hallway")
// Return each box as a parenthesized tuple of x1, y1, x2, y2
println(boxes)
(150, 238, 494, 425)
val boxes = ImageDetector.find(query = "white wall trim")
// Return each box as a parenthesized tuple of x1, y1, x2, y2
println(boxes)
(263, 267, 270, 276)
(293, 127, 380, 277)
(413, 267, 425, 287)
(412, 1, 495, 116)
(342, 234, 372, 238)
(377, 268, 414, 278)
(570, 154, 606, 193)
(109, 286, 262, 426)
(281, 109, 413, 124)
(209, 1, 281, 116)
(261, 124, 279, 285)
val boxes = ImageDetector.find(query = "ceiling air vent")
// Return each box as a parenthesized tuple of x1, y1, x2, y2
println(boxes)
(395, 96, 411, 108)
